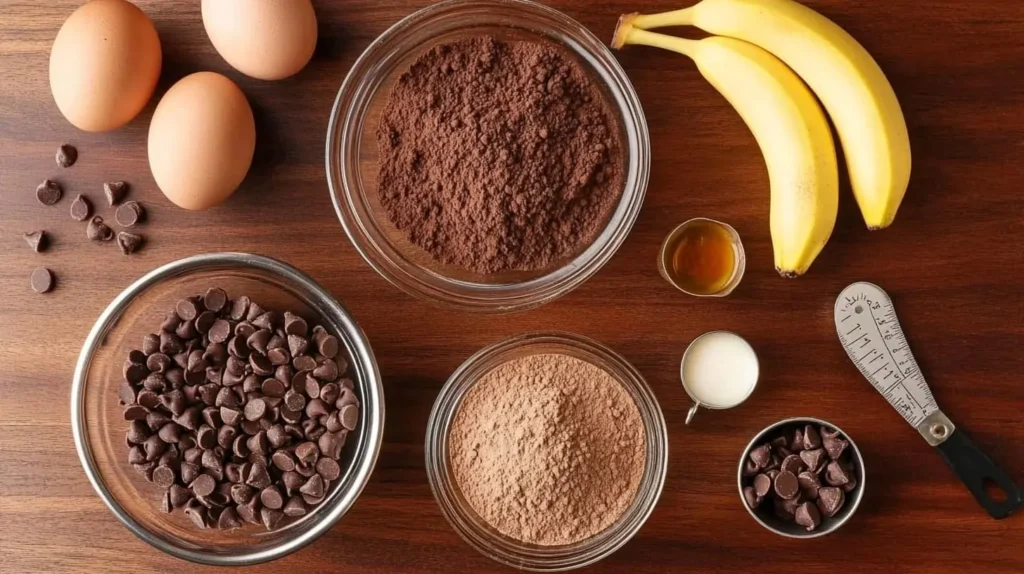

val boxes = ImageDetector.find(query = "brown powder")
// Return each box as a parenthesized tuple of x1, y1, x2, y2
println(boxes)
(449, 353, 646, 546)
(376, 36, 625, 274)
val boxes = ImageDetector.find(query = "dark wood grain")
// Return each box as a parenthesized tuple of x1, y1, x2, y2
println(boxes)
(1, 0, 1022, 572)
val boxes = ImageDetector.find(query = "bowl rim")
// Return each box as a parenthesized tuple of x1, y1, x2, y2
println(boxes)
(424, 331, 668, 570)
(70, 252, 386, 565)
(736, 416, 866, 539)
(325, 0, 650, 313)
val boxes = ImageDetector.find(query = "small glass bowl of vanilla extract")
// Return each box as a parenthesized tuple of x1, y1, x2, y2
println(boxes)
(658, 218, 745, 297)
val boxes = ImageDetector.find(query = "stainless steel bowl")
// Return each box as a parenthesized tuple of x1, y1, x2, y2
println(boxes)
(71, 253, 385, 565)
(737, 417, 865, 538)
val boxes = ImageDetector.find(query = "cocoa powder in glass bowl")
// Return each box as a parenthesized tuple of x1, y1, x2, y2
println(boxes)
(377, 35, 624, 274)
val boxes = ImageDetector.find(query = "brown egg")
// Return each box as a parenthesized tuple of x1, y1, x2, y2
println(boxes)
(49, 0, 162, 132)
(148, 72, 256, 211)
(202, 0, 318, 81)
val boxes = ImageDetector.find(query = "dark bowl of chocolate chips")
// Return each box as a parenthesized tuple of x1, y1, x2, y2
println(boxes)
(737, 417, 865, 539)
(71, 253, 384, 565)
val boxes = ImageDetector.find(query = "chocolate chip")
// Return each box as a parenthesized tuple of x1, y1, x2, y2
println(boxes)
(123, 404, 148, 421)
(313, 359, 338, 382)
(305, 398, 329, 418)
(252, 312, 275, 330)
(153, 465, 176, 488)
(797, 471, 822, 500)
(246, 301, 265, 322)
(791, 428, 805, 452)
(103, 181, 128, 206)
(185, 501, 209, 529)
(298, 474, 324, 498)
(799, 448, 827, 474)
(70, 194, 91, 221)
(169, 484, 191, 508)
(283, 312, 307, 336)
(821, 426, 849, 460)
(220, 406, 243, 426)
(22, 230, 47, 252)
(339, 404, 358, 431)
(287, 335, 309, 358)
(795, 501, 822, 531)
(773, 493, 802, 521)
(36, 180, 62, 205)
(260, 486, 284, 510)
(271, 450, 297, 472)
(318, 431, 346, 460)
(115, 201, 145, 228)
(825, 460, 851, 487)
(753, 473, 772, 497)
(282, 470, 304, 495)
(86, 216, 114, 241)
(317, 335, 339, 359)
(816, 486, 845, 517)
(244, 397, 267, 421)
(217, 506, 242, 530)
(780, 454, 804, 475)
(246, 462, 272, 490)
(741, 458, 759, 477)
(293, 355, 317, 372)
(283, 496, 307, 517)
(743, 486, 761, 509)
(247, 329, 272, 355)
(750, 444, 771, 469)
(803, 425, 822, 449)
(774, 470, 799, 500)
(261, 507, 283, 530)
(250, 352, 273, 376)
(842, 474, 858, 493)
(56, 144, 77, 167)
(315, 458, 341, 481)
(30, 267, 54, 294)
(295, 441, 319, 466)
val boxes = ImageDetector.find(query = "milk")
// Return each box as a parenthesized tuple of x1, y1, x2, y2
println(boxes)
(681, 331, 759, 408)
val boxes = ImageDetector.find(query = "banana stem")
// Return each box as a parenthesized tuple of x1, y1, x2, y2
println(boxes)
(629, 8, 697, 29)
(612, 22, 699, 60)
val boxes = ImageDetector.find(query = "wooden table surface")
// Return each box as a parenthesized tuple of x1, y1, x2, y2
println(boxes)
(2, 0, 1022, 572)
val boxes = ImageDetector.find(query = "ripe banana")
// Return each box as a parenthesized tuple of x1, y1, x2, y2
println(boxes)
(612, 25, 838, 277)
(621, 0, 911, 230)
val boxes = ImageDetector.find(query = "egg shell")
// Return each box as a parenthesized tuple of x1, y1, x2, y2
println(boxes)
(49, 0, 162, 132)
(148, 72, 256, 211)
(202, 0, 318, 81)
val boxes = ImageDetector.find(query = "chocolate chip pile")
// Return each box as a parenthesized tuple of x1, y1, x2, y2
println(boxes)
(742, 423, 857, 532)
(119, 287, 360, 531)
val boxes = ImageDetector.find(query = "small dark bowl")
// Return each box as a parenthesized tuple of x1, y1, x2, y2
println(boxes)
(737, 417, 865, 538)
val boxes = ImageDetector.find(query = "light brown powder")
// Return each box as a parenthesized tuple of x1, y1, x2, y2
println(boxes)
(449, 353, 646, 546)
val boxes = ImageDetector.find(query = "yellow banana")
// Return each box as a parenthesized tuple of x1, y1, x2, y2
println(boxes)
(621, 0, 911, 229)
(612, 25, 838, 276)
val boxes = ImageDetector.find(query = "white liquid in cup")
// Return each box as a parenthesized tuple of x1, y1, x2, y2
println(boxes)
(681, 332, 759, 422)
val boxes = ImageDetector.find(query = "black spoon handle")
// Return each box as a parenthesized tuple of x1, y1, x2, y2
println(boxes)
(935, 428, 1022, 519)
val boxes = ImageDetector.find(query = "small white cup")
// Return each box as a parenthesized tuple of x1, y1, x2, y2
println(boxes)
(680, 331, 759, 424)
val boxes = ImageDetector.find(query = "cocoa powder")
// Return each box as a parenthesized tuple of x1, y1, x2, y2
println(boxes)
(377, 36, 624, 274)
(449, 353, 646, 546)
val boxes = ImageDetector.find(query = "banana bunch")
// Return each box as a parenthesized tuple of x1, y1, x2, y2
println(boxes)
(612, 0, 911, 277)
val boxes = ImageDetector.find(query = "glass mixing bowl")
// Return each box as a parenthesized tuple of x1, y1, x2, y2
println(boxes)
(425, 332, 668, 570)
(326, 0, 650, 313)
(71, 253, 385, 565)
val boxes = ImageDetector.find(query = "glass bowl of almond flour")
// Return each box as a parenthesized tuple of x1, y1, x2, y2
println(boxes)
(326, 0, 649, 313)
(425, 332, 668, 570)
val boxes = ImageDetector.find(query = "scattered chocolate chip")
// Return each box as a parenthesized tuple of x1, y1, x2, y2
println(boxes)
(56, 144, 77, 167)
(774, 470, 800, 500)
(22, 230, 47, 252)
(283, 496, 307, 517)
(30, 267, 54, 294)
(36, 179, 62, 205)
(315, 457, 341, 481)
(86, 216, 114, 241)
(261, 507, 283, 530)
(70, 194, 91, 221)
(103, 181, 128, 206)
(115, 200, 145, 227)
(117, 231, 143, 255)
(825, 460, 851, 487)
